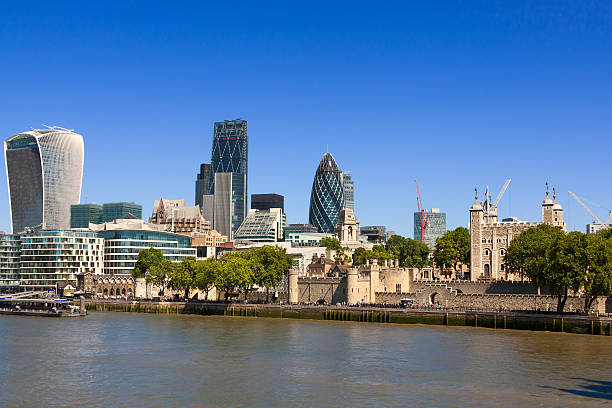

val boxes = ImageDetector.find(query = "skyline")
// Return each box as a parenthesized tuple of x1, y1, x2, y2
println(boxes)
(1, 1, 611, 236)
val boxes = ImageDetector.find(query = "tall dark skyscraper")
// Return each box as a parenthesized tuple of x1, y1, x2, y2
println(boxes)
(208, 119, 248, 236)
(309, 152, 345, 233)
(251, 194, 284, 211)
(195, 163, 211, 208)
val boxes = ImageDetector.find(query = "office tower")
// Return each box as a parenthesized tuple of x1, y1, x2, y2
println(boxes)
(340, 173, 354, 210)
(195, 163, 211, 208)
(251, 194, 284, 212)
(414, 208, 447, 249)
(101, 202, 142, 222)
(201, 194, 214, 224)
(213, 172, 235, 239)
(4, 127, 84, 233)
(71, 204, 103, 228)
(208, 119, 248, 237)
(309, 152, 345, 233)
(234, 208, 285, 242)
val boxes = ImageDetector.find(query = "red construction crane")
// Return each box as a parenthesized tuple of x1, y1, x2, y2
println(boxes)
(415, 179, 429, 243)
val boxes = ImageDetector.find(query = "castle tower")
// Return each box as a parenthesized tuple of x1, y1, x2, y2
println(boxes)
(469, 188, 484, 281)
(541, 184, 566, 231)
(335, 208, 361, 249)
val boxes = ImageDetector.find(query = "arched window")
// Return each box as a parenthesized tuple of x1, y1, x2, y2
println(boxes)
(500, 249, 506, 256)
(103, 288, 108, 296)
(485, 249, 490, 256)
(484, 264, 490, 277)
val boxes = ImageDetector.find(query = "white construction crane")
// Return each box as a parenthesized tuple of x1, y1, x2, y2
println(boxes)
(493, 178, 511, 207)
(568, 191, 604, 225)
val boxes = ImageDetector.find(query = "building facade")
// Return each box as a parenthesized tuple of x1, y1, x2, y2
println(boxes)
(4, 127, 84, 233)
(413, 208, 446, 249)
(208, 119, 248, 237)
(469, 188, 566, 281)
(19, 230, 104, 291)
(340, 172, 354, 211)
(285, 232, 333, 246)
(92, 219, 196, 275)
(0, 234, 21, 292)
(195, 163, 211, 209)
(251, 194, 284, 212)
(234, 208, 285, 242)
(309, 152, 345, 233)
(149, 198, 211, 235)
(71, 202, 142, 228)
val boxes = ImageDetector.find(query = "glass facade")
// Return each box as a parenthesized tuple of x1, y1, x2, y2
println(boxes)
(414, 210, 447, 249)
(309, 153, 345, 233)
(5, 128, 84, 233)
(97, 229, 195, 275)
(71, 204, 103, 228)
(101, 202, 142, 222)
(19, 230, 104, 291)
(195, 163, 211, 209)
(208, 119, 248, 237)
(251, 194, 284, 212)
(234, 208, 284, 242)
(0, 234, 21, 291)
(341, 173, 354, 211)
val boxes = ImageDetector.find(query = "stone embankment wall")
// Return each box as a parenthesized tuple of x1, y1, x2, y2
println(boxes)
(85, 300, 612, 336)
(411, 280, 543, 295)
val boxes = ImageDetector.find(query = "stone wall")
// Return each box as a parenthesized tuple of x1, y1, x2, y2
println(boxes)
(411, 280, 544, 295)
(297, 277, 347, 304)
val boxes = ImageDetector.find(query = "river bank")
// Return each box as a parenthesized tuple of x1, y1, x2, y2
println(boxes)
(84, 300, 612, 336)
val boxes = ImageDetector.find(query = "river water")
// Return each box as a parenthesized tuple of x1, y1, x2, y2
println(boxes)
(0, 312, 610, 407)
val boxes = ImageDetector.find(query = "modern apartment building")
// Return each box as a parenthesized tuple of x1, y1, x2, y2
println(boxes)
(309, 152, 345, 233)
(91, 219, 196, 275)
(18, 230, 104, 291)
(0, 233, 21, 292)
(4, 127, 84, 233)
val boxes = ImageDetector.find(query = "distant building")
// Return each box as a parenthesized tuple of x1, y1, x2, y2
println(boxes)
(71, 204, 103, 228)
(149, 198, 211, 235)
(191, 231, 228, 248)
(208, 119, 248, 238)
(335, 209, 361, 249)
(19, 230, 104, 291)
(91, 218, 196, 275)
(587, 223, 612, 234)
(5, 127, 84, 233)
(284, 224, 318, 234)
(414, 208, 447, 249)
(340, 172, 354, 211)
(195, 163, 211, 209)
(285, 232, 333, 246)
(101, 202, 142, 223)
(234, 208, 285, 242)
(0, 233, 21, 292)
(360, 226, 387, 243)
(309, 152, 345, 233)
(251, 194, 284, 212)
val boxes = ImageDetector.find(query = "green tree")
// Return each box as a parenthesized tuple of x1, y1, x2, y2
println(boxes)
(249, 246, 293, 302)
(583, 233, 612, 310)
(385, 234, 406, 254)
(549, 231, 588, 313)
(169, 257, 198, 299)
(398, 239, 430, 268)
(193, 258, 221, 300)
(216, 253, 255, 301)
(353, 247, 368, 266)
(146, 259, 175, 296)
(132, 247, 164, 278)
(433, 227, 470, 278)
(320, 237, 342, 250)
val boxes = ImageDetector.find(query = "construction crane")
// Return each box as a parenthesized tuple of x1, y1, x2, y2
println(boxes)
(414, 179, 429, 243)
(568, 191, 604, 225)
(493, 178, 511, 207)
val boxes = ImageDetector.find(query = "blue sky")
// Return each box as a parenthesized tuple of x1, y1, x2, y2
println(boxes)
(0, 1, 610, 236)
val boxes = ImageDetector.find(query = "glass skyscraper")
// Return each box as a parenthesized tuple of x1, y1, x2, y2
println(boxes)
(208, 119, 248, 237)
(414, 208, 447, 249)
(195, 162, 211, 208)
(4, 127, 84, 233)
(341, 172, 354, 210)
(309, 152, 345, 233)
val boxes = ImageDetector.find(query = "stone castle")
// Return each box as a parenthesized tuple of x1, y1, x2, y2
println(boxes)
(469, 184, 566, 281)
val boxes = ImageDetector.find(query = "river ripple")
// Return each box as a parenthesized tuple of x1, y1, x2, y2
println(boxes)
(0, 312, 610, 407)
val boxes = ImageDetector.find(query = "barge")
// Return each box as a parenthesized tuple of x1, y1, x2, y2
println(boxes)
(0, 296, 87, 317)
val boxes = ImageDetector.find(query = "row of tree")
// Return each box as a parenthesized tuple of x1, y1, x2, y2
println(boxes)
(132, 245, 294, 301)
(505, 225, 612, 313)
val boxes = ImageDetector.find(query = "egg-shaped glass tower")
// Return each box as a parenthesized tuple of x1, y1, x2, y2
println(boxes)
(309, 153, 345, 233)
(4, 127, 84, 233)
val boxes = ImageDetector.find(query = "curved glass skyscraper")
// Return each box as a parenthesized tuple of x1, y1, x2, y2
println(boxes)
(4, 127, 84, 233)
(309, 152, 345, 233)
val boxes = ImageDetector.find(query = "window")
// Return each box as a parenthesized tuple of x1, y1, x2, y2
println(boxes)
(485, 249, 490, 256)
(501, 264, 505, 271)
(500, 249, 505, 256)
(396, 283, 401, 293)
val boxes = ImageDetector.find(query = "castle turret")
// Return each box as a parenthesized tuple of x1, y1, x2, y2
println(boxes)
(469, 188, 483, 281)
(542, 184, 566, 231)
(288, 268, 298, 304)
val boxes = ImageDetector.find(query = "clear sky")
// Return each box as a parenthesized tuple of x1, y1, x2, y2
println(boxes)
(0, 1, 610, 236)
